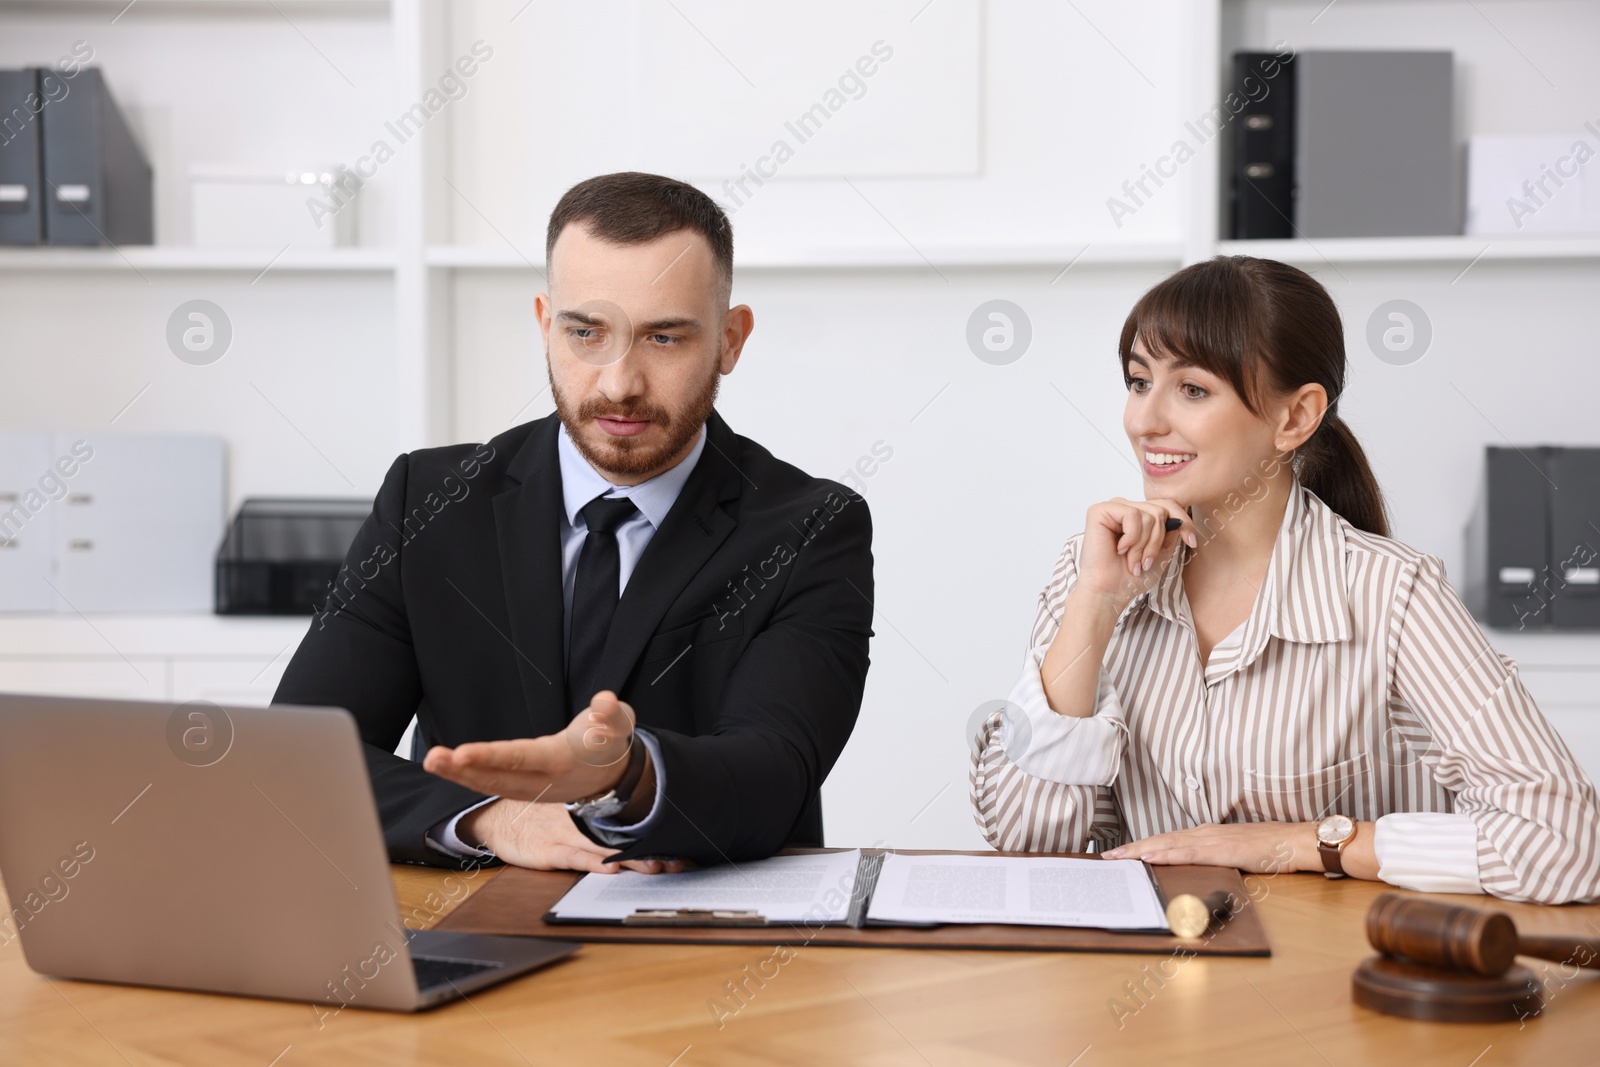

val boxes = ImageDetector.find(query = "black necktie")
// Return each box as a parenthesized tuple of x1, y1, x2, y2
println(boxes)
(568, 496, 638, 716)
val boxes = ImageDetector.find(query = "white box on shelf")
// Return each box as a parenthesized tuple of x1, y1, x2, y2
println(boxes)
(1466, 135, 1600, 236)
(189, 165, 362, 247)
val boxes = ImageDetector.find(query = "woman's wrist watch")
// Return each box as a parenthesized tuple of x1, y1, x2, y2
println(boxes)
(564, 740, 648, 822)
(1315, 814, 1357, 878)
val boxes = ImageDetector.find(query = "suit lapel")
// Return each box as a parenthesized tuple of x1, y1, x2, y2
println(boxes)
(596, 410, 744, 695)
(492, 415, 569, 731)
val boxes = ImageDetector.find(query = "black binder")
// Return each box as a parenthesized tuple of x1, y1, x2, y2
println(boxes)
(1548, 448, 1600, 628)
(1465, 446, 1600, 630)
(0, 69, 44, 245)
(39, 66, 152, 246)
(1229, 51, 1297, 240)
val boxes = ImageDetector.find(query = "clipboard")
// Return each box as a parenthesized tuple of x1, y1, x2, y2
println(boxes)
(543, 850, 889, 929)
(437, 849, 1272, 957)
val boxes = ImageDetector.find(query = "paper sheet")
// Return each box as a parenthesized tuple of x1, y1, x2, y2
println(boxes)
(549, 849, 863, 924)
(864, 854, 1169, 930)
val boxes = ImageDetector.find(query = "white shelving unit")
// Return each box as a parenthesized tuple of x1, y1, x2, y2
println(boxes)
(1216, 235, 1600, 265)
(3, 0, 1598, 846)
(0, 247, 397, 271)
(1, 0, 1596, 440)
(4, 0, 1598, 452)
(423, 241, 1192, 272)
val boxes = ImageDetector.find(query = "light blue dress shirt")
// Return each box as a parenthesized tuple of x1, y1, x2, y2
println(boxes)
(428, 421, 708, 858)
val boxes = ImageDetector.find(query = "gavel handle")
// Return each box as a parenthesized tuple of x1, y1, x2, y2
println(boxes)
(1516, 933, 1600, 969)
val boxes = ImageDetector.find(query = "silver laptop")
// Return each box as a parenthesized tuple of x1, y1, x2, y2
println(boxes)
(0, 692, 580, 1012)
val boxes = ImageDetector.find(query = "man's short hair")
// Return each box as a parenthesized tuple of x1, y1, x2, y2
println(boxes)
(546, 172, 733, 299)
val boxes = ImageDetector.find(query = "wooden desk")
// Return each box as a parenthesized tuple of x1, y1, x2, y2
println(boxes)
(1, 864, 1595, 1066)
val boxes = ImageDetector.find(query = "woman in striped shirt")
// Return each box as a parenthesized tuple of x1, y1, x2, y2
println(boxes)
(969, 256, 1600, 904)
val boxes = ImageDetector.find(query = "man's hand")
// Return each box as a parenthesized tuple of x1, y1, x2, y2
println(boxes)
(1103, 822, 1314, 875)
(459, 800, 686, 874)
(423, 690, 638, 803)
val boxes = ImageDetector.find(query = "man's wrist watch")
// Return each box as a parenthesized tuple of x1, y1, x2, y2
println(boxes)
(1315, 814, 1357, 879)
(564, 740, 647, 822)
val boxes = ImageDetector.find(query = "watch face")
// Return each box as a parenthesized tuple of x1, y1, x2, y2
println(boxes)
(1318, 814, 1355, 845)
(573, 796, 627, 821)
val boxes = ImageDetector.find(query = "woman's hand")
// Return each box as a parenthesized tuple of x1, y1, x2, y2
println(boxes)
(1103, 822, 1314, 875)
(1074, 496, 1198, 613)
(1037, 497, 1198, 719)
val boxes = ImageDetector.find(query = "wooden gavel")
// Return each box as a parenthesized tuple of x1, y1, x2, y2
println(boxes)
(1367, 892, 1600, 976)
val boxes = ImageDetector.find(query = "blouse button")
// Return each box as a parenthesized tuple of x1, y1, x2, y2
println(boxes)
(1185, 775, 1201, 791)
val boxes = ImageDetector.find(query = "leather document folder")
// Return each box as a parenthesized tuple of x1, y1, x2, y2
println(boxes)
(434, 849, 1272, 957)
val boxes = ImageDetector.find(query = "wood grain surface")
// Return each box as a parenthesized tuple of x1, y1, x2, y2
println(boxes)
(1, 861, 1597, 1065)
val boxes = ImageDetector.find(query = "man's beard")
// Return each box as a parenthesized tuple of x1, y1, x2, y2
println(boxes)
(549, 361, 720, 479)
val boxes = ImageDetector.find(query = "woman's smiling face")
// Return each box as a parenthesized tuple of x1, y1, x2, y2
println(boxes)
(1122, 337, 1283, 506)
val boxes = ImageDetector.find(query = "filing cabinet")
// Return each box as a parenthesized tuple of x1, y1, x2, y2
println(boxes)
(0, 432, 225, 613)
(0, 432, 58, 612)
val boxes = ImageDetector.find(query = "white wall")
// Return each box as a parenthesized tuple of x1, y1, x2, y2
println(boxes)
(3, 0, 1598, 853)
(436, 0, 1600, 849)
(445, 253, 1600, 850)
(0, 269, 399, 501)
(445, 0, 1199, 254)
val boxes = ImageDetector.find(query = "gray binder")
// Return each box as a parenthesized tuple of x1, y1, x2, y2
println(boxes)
(0, 69, 44, 245)
(1465, 447, 1554, 629)
(39, 67, 152, 246)
(1295, 50, 1458, 238)
(1465, 446, 1600, 631)
(1548, 448, 1600, 628)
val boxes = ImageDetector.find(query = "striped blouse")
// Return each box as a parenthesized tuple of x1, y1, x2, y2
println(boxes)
(969, 479, 1600, 904)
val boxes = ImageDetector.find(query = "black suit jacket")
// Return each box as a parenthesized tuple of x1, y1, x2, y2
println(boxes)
(272, 409, 874, 867)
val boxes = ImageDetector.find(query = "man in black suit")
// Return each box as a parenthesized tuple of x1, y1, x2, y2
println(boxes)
(273, 172, 873, 873)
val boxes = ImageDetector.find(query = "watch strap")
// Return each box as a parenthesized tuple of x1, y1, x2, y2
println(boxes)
(1318, 839, 1347, 878)
(1317, 817, 1356, 879)
(566, 738, 647, 817)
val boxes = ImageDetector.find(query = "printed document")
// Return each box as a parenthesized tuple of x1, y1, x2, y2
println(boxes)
(864, 854, 1169, 930)
(549, 849, 862, 923)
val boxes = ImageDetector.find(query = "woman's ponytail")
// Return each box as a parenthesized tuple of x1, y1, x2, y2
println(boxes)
(1294, 410, 1390, 539)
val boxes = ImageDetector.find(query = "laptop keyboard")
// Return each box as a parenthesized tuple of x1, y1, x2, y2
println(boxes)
(412, 955, 504, 990)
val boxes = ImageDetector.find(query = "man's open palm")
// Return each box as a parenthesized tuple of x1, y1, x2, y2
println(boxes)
(423, 690, 637, 802)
